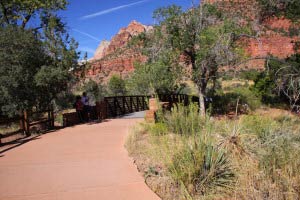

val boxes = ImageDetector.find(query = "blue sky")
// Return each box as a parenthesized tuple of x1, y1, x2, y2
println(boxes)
(60, 0, 196, 59)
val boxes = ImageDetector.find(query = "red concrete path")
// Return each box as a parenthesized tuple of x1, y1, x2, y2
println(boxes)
(0, 119, 160, 200)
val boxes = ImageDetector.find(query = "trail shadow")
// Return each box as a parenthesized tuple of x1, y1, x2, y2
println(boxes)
(0, 126, 64, 155)
(0, 135, 41, 155)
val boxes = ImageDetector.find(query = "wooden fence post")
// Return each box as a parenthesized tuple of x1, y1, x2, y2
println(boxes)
(50, 108, 54, 128)
(136, 96, 139, 111)
(130, 96, 133, 113)
(19, 111, 25, 132)
(23, 110, 30, 137)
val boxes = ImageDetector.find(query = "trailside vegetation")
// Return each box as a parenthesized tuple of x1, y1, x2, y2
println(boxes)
(0, 0, 79, 116)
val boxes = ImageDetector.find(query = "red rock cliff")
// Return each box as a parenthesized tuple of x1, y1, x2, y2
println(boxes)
(87, 20, 152, 82)
(207, 0, 300, 70)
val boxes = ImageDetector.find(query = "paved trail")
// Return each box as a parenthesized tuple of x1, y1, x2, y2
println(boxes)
(0, 118, 160, 200)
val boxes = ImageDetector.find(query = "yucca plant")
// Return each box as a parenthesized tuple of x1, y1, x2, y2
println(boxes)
(167, 136, 235, 196)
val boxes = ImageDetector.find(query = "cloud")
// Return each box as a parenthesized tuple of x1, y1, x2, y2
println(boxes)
(80, 0, 149, 20)
(72, 29, 101, 42)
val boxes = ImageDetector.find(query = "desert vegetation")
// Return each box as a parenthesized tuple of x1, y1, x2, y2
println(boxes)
(127, 104, 300, 199)
(125, 1, 300, 199)
(1, 0, 300, 198)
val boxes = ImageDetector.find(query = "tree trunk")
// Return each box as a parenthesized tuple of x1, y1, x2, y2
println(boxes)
(198, 89, 206, 116)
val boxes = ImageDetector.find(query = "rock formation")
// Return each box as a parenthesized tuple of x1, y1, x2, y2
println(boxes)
(85, 1, 299, 82)
(87, 20, 152, 82)
(207, 0, 300, 71)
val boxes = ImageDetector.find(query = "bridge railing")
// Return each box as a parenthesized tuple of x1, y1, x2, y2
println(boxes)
(104, 96, 149, 118)
(62, 94, 200, 127)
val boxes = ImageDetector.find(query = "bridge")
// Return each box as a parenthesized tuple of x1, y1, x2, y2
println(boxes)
(0, 94, 199, 200)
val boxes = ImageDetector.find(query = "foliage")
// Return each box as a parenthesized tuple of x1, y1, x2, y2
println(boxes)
(82, 79, 107, 102)
(239, 70, 260, 81)
(169, 141, 235, 195)
(212, 86, 261, 114)
(127, 61, 180, 95)
(0, 0, 79, 116)
(128, 106, 300, 199)
(108, 75, 127, 96)
(253, 54, 300, 110)
(52, 91, 76, 111)
(164, 103, 203, 135)
(0, 0, 68, 28)
(258, 0, 300, 20)
(0, 26, 45, 115)
(149, 4, 252, 115)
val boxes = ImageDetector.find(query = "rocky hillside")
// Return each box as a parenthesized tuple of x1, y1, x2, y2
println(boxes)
(86, 20, 152, 82)
(206, 0, 300, 71)
(85, 1, 299, 81)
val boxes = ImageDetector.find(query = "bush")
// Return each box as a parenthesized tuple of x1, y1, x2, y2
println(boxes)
(212, 87, 261, 114)
(165, 103, 205, 135)
(239, 70, 260, 81)
(149, 122, 168, 136)
(240, 115, 278, 142)
(169, 140, 235, 195)
(108, 75, 126, 96)
(82, 79, 107, 102)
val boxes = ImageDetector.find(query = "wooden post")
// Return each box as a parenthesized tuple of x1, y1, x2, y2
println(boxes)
(142, 96, 145, 110)
(50, 109, 54, 128)
(136, 96, 139, 111)
(122, 97, 126, 114)
(113, 97, 117, 117)
(23, 110, 30, 137)
(19, 111, 25, 132)
(47, 110, 51, 128)
(130, 96, 133, 113)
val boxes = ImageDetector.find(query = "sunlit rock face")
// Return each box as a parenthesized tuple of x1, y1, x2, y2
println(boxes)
(85, 1, 300, 82)
(87, 20, 152, 82)
(205, 0, 300, 71)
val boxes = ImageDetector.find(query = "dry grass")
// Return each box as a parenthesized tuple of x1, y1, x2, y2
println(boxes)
(126, 105, 300, 200)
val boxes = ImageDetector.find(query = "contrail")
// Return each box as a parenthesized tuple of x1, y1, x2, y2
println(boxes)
(81, 0, 149, 20)
(72, 29, 101, 42)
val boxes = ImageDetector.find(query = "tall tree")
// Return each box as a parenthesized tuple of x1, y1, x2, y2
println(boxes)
(0, 0, 79, 115)
(0, 26, 45, 115)
(0, 0, 67, 28)
(151, 4, 247, 115)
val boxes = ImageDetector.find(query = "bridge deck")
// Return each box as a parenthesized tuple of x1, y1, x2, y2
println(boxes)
(0, 118, 160, 200)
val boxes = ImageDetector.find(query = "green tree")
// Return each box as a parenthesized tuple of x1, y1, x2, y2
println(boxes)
(83, 80, 107, 102)
(108, 75, 127, 96)
(127, 61, 181, 95)
(258, 0, 300, 20)
(0, 0, 67, 28)
(151, 4, 248, 115)
(0, 0, 79, 115)
(0, 26, 45, 115)
(254, 54, 300, 111)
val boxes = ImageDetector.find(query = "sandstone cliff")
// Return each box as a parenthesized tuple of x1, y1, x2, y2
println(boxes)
(87, 20, 152, 82)
(206, 0, 300, 71)
(86, 1, 299, 82)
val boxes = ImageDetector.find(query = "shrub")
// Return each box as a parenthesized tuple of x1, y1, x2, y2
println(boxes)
(239, 70, 260, 81)
(212, 87, 261, 114)
(108, 75, 126, 96)
(164, 103, 204, 135)
(149, 122, 168, 136)
(169, 140, 235, 195)
(82, 79, 107, 102)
